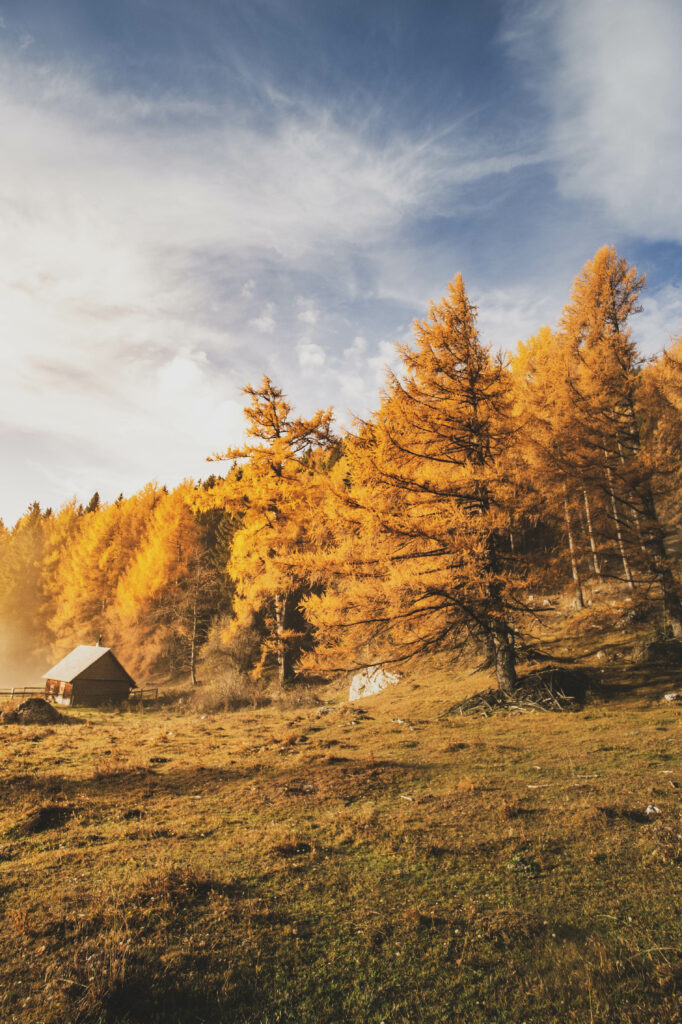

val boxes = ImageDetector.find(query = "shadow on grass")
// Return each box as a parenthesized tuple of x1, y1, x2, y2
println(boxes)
(3, 754, 425, 812)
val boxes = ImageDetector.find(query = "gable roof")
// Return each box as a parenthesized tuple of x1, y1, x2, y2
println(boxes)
(43, 645, 135, 685)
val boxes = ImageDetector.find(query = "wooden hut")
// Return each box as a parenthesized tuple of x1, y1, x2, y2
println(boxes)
(43, 646, 137, 706)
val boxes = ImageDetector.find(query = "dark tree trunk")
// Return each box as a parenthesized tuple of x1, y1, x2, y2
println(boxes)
(274, 592, 289, 689)
(493, 623, 516, 694)
(190, 593, 198, 686)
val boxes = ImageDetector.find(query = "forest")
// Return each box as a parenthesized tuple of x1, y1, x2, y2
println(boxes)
(2, 245, 681, 692)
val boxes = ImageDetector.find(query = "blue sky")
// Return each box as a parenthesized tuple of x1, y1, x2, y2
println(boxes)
(1, 0, 681, 524)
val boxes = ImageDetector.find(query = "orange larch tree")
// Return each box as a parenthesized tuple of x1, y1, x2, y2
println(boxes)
(48, 484, 161, 653)
(560, 246, 682, 633)
(303, 274, 533, 693)
(199, 377, 335, 688)
(511, 326, 594, 607)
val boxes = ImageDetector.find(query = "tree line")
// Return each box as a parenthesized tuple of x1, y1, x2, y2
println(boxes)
(1, 247, 680, 691)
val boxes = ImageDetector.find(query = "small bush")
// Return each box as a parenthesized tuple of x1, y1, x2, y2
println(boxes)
(191, 669, 266, 713)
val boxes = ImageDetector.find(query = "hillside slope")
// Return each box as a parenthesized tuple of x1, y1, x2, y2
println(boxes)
(1, 620, 681, 1024)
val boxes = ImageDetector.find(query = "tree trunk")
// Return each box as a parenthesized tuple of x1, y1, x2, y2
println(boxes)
(617, 426, 682, 635)
(480, 519, 517, 692)
(190, 592, 198, 686)
(659, 562, 682, 637)
(615, 435, 649, 559)
(638, 499, 682, 636)
(603, 447, 635, 590)
(482, 632, 496, 670)
(493, 623, 516, 694)
(621, 393, 682, 628)
(563, 484, 584, 608)
(274, 592, 289, 689)
(582, 487, 601, 578)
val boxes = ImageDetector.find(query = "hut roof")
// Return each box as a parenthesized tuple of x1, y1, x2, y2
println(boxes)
(42, 645, 136, 686)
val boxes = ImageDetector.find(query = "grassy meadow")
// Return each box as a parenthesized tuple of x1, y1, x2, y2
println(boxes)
(1, 603, 681, 1024)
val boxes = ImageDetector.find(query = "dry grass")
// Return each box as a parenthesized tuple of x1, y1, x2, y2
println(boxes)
(1, 600, 681, 1023)
(190, 668, 269, 713)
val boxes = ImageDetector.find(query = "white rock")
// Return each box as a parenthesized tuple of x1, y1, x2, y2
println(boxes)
(349, 666, 400, 702)
(645, 804, 661, 818)
(663, 692, 681, 703)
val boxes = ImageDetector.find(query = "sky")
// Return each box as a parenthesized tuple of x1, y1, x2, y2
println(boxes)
(1, 0, 681, 525)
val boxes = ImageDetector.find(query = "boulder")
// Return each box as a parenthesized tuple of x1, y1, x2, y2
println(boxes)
(349, 666, 400, 702)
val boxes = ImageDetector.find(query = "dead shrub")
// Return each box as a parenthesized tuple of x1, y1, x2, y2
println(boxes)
(272, 840, 312, 858)
(500, 798, 525, 820)
(191, 668, 267, 713)
(136, 865, 214, 906)
(275, 686, 325, 710)
(403, 906, 450, 932)
(92, 755, 148, 782)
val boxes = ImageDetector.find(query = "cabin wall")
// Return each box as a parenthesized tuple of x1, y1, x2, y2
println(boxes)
(70, 679, 132, 706)
(45, 679, 73, 705)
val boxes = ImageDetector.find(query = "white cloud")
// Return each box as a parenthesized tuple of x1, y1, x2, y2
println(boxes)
(296, 298, 319, 325)
(0, 46, 557, 521)
(636, 283, 682, 355)
(506, 0, 682, 243)
(343, 335, 367, 361)
(297, 341, 326, 370)
(476, 285, 560, 354)
(250, 303, 277, 333)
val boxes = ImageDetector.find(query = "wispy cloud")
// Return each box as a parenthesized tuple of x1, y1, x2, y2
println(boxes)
(1, 6, 679, 524)
(504, 0, 682, 243)
(0, 46, 538, 521)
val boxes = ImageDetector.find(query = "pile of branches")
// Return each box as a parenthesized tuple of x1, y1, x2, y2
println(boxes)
(442, 667, 591, 718)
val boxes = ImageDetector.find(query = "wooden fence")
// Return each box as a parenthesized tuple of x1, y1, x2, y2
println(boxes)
(128, 688, 159, 704)
(0, 686, 159, 703)
(0, 686, 45, 699)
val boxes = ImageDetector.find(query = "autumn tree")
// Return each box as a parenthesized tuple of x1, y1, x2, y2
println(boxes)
(0, 503, 53, 677)
(110, 483, 209, 677)
(200, 377, 335, 688)
(512, 326, 600, 606)
(637, 336, 682, 532)
(303, 274, 531, 693)
(560, 246, 682, 633)
(48, 485, 161, 653)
